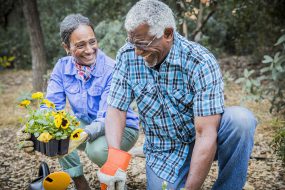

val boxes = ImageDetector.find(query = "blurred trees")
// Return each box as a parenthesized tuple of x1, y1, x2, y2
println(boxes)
(1, 0, 284, 68)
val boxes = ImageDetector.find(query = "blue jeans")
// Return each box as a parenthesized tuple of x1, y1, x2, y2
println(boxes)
(146, 106, 257, 190)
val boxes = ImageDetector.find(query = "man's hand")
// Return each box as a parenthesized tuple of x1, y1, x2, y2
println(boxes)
(97, 147, 131, 190)
(16, 126, 34, 153)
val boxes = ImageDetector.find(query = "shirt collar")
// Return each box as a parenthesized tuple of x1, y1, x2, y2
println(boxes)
(91, 49, 104, 77)
(161, 32, 180, 68)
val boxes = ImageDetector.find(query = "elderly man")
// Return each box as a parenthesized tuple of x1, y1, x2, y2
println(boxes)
(97, 0, 257, 189)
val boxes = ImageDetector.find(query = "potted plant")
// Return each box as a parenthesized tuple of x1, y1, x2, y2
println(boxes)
(18, 92, 83, 157)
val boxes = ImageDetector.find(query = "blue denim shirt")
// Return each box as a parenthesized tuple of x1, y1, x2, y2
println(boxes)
(46, 49, 139, 131)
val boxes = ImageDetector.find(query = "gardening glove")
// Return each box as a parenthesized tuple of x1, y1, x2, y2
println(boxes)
(67, 121, 105, 154)
(97, 147, 131, 190)
(16, 125, 34, 153)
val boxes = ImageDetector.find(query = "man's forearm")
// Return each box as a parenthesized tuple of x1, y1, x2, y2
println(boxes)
(105, 106, 127, 149)
(185, 134, 217, 190)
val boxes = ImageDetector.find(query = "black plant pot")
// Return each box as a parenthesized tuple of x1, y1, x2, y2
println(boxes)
(30, 134, 70, 157)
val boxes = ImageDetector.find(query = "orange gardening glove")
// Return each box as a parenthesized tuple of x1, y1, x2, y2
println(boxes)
(97, 147, 131, 190)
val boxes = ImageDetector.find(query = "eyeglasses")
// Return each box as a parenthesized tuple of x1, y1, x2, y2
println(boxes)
(125, 35, 157, 50)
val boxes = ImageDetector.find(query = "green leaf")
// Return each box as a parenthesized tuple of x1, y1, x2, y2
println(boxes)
(274, 52, 280, 63)
(244, 69, 249, 77)
(262, 55, 273, 64)
(61, 135, 68, 140)
(260, 66, 271, 73)
(34, 132, 40, 137)
(274, 34, 285, 46)
(8, 56, 15, 62)
(235, 78, 244, 84)
(55, 132, 62, 136)
(248, 70, 255, 77)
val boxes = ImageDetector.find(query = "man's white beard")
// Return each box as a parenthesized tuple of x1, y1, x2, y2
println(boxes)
(144, 56, 158, 68)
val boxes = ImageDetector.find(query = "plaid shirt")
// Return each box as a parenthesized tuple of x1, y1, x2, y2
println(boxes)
(107, 32, 224, 183)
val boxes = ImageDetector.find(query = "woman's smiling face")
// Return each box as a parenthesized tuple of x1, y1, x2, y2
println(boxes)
(66, 25, 98, 66)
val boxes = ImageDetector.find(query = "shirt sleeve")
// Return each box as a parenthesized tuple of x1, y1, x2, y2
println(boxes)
(192, 54, 224, 116)
(45, 59, 66, 110)
(107, 52, 134, 111)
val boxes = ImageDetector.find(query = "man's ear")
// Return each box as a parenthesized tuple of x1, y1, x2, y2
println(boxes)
(62, 42, 70, 55)
(163, 28, 174, 41)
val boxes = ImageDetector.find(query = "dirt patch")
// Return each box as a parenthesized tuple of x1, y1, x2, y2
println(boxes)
(0, 70, 284, 189)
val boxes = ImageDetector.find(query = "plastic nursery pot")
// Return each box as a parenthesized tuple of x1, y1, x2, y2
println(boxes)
(30, 134, 40, 151)
(58, 137, 70, 155)
(45, 139, 59, 157)
(30, 134, 70, 157)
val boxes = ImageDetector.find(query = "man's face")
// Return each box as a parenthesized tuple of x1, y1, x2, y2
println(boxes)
(66, 25, 98, 66)
(127, 24, 173, 68)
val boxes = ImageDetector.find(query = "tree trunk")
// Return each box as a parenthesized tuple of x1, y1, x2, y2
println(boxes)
(22, 0, 47, 92)
(194, 2, 204, 42)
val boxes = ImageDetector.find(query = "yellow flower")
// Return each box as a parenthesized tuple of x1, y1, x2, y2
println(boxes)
(54, 114, 62, 128)
(59, 110, 67, 117)
(61, 117, 70, 129)
(70, 128, 84, 140)
(42, 99, 55, 109)
(19, 100, 31, 107)
(31, 92, 44, 99)
(37, 132, 53, 143)
(71, 117, 80, 127)
(74, 120, 80, 127)
(52, 111, 57, 116)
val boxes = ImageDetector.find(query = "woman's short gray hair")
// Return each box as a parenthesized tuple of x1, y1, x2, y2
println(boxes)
(60, 14, 94, 47)
(125, 0, 176, 38)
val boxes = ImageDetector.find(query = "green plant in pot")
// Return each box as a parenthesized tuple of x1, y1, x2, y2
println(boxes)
(18, 92, 81, 157)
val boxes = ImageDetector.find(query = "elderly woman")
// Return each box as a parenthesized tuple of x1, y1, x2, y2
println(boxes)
(18, 14, 139, 190)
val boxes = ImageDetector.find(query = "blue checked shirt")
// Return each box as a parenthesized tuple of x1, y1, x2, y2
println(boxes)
(46, 49, 139, 130)
(107, 32, 224, 182)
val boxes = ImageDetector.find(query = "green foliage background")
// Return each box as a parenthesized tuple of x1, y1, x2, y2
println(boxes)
(1, 0, 284, 69)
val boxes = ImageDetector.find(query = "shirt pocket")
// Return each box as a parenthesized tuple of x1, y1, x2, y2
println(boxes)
(170, 89, 194, 116)
(169, 89, 195, 142)
(133, 83, 163, 118)
(65, 82, 80, 94)
(87, 85, 103, 110)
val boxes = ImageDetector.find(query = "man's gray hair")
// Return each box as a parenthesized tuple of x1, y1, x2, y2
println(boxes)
(60, 14, 94, 47)
(125, 0, 176, 38)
